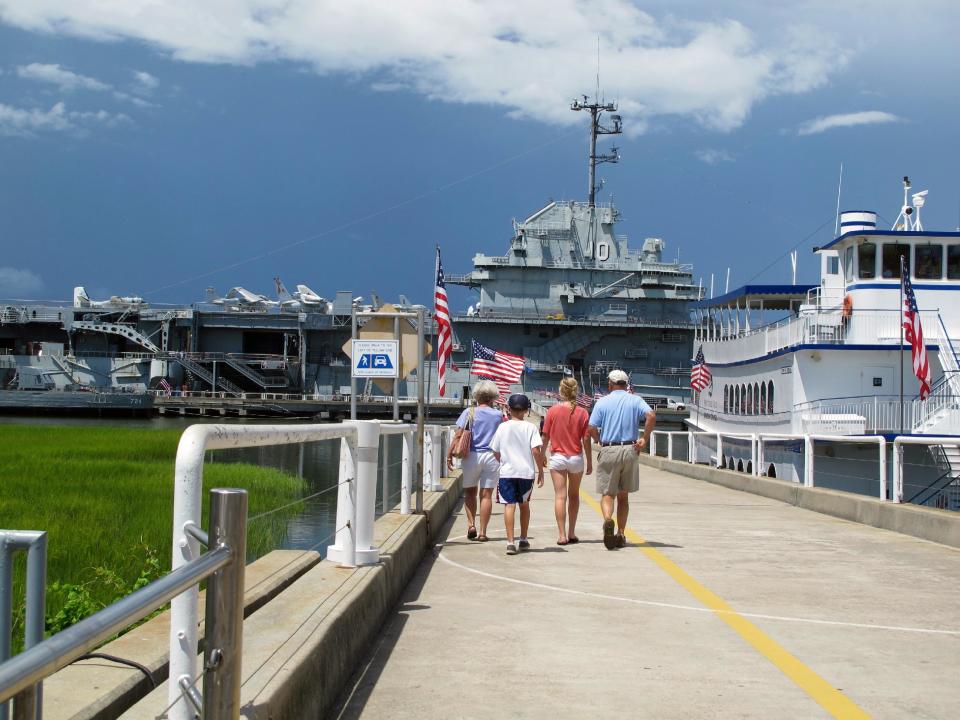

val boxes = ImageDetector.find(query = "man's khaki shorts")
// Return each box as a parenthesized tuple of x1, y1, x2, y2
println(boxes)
(595, 444, 640, 495)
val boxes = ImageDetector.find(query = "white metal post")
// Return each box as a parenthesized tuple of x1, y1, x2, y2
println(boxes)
(893, 442, 903, 503)
(326, 435, 359, 567)
(716, 433, 722, 468)
(804, 435, 814, 487)
(352, 421, 381, 565)
(429, 426, 444, 491)
(401, 430, 413, 515)
(667, 433, 673, 461)
(687, 431, 694, 463)
(650, 432, 657, 457)
(381, 434, 390, 515)
(168, 429, 206, 720)
(751, 434, 758, 476)
(758, 436, 765, 476)
(878, 438, 888, 501)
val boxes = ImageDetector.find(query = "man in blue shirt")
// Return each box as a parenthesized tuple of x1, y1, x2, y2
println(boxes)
(588, 370, 656, 549)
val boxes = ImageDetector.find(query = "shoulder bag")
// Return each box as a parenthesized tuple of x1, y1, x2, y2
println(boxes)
(452, 406, 476, 459)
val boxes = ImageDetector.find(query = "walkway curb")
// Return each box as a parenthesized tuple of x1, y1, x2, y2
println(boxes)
(639, 454, 960, 548)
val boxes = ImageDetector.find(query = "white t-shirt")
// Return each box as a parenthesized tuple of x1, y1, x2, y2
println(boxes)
(490, 419, 542, 479)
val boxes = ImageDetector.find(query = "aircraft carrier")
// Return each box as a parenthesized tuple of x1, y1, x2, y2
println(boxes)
(0, 98, 701, 416)
(442, 97, 702, 405)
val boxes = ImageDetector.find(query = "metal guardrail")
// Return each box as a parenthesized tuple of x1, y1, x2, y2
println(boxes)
(0, 489, 247, 720)
(651, 430, 890, 499)
(166, 420, 447, 719)
(0, 532, 46, 720)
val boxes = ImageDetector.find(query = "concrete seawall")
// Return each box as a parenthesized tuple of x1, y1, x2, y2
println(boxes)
(123, 475, 462, 718)
(639, 453, 960, 548)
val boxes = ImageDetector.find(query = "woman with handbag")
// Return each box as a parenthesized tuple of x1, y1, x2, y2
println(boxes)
(447, 380, 502, 541)
(541, 377, 593, 545)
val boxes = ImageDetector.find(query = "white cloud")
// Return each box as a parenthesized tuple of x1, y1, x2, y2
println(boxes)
(132, 70, 158, 93)
(0, 100, 129, 136)
(695, 148, 735, 164)
(0, 1, 852, 131)
(0, 267, 44, 296)
(16, 62, 110, 91)
(798, 110, 902, 135)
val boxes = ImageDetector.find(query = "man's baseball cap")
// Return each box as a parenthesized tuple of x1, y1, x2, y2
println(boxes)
(507, 394, 531, 410)
(608, 369, 630, 385)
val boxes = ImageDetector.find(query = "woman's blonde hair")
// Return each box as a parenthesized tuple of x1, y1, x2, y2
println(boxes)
(559, 377, 579, 414)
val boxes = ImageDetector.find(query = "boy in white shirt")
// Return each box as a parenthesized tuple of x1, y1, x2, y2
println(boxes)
(490, 394, 545, 555)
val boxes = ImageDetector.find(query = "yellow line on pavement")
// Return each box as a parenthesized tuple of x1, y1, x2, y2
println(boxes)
(579, 490, 870, 719)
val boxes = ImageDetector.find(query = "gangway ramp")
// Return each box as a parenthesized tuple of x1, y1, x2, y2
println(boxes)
(335, 464, 960, 719)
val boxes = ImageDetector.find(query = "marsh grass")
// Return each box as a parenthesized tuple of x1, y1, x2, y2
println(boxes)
(0, 424, 307, 641)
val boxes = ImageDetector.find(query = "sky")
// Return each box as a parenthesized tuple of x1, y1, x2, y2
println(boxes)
(0, 1, 958, 311)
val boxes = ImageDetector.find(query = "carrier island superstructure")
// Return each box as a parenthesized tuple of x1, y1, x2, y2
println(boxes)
(444, 98, 703, 403)
(0, 98, 703, 414)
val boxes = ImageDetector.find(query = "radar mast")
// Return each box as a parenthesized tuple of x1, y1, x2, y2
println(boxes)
(571, 96, 622, 207)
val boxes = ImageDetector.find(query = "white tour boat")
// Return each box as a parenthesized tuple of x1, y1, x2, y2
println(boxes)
(681, 177, 960, 509)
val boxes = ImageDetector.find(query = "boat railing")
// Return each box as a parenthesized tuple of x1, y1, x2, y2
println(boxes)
(911, 378, 960, 432)
(700, 309, 942, 365)
(794, 395, 916, 434)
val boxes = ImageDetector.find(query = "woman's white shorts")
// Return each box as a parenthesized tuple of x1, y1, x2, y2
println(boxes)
(461, 450, 500, 490)
(547, 453, 585, 474)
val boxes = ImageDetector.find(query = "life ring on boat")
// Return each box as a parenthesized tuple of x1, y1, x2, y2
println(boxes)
(842, 294, 853, 319)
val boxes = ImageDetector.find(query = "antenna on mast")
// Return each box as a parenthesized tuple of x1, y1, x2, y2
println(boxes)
(834, 162, 843, 237)
(570, 94, 622, 207)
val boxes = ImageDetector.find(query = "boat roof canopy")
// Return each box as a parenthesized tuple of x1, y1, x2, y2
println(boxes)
(817, 229, 960, 253)
(691, 284, 817, 311)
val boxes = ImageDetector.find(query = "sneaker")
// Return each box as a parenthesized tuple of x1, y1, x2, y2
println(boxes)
(518, 539, 530, 551)
(616, 533, 627, 549)
(506, 544, 518, 555)
(602, 519, 617, 550)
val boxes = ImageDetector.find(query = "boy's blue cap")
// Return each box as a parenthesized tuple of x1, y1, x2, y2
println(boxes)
(507, 394, 530, 410)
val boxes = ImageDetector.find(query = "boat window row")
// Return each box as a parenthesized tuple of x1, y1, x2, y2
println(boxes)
(723, 381, 774, 415)
(849, 241, 960, 281)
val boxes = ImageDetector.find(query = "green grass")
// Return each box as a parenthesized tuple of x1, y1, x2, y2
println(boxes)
(0, 424, 307, 640)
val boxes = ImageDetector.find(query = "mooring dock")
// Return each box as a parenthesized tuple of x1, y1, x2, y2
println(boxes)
(335, 462, 960, 720)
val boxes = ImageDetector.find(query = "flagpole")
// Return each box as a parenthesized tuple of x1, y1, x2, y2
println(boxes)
(899, 255, 905, 435)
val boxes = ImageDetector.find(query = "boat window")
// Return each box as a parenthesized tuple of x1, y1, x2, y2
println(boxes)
(734, 385, 740, 414)
(760, 382, 767, 415)
(746, 384, 753, 415)
(915, 244, 942, 280)
(723, 385, 728, 413)
(948, 245, 960, 280)
(858, 242, 876, 279)
(754, 383, 760, 415)
(844, 246, 854, 281)
(881, 243, 910, 279)
(768, 381, 774, 413)
(826, 256, 839, 275)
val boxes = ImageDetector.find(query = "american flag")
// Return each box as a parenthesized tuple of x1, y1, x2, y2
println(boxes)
(690, 345, 712, 392)
(576, 392, 592, 409)
(901, 257, 931, 400)
(434, 248, 452, 397)
(158, 377, 172, 396)
(470, 340, 525, 389)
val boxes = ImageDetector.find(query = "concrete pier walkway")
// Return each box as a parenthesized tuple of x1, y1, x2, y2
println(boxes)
(334, 464, 960, 719)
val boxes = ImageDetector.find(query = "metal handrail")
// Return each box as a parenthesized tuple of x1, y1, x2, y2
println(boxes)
(0, 489, 246, 718)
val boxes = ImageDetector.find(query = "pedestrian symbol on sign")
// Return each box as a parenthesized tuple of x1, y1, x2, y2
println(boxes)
(357, 354, 394, 370)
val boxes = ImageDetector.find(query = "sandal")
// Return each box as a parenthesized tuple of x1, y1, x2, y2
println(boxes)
(477, 534, 489, 542)
(467, 526, 478, 540)
(567, 536, 580, 544)
(557, 537, 569, 546)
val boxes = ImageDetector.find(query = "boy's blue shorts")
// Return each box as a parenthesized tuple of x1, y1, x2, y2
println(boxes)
(497, 477, 534, 505)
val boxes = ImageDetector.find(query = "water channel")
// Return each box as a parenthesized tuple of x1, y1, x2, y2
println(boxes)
(0, 416, 407, 558)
